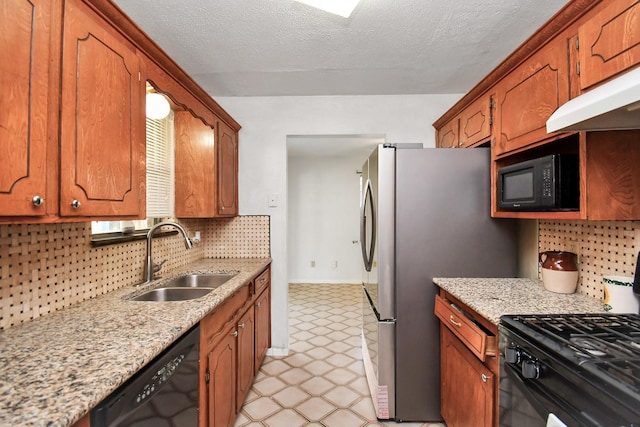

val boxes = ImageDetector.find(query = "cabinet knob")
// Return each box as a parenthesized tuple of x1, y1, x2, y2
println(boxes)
(232, 330, 238, 337)
(239, 323, 245, 329)
(256, 302, 261, 308)
(481, 373, 488, 382)
(221, 206, 225, 211)
(71, 199, 81, 209)
(32, 195, 44, 207)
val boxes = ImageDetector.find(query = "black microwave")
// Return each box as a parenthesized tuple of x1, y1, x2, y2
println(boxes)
(497, 154, 579, 211)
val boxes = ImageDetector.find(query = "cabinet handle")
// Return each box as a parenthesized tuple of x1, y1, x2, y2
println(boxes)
(71, 200, 81, 209)
(449, 315, 462, 328)
(239, 323, 245, 329)
(232, 330, 238, 337)
(481, 373, 488, 382)
(32, 195, 44, 207)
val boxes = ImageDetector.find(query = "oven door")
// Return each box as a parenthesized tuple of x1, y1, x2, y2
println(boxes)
(499, 360, 577, 427)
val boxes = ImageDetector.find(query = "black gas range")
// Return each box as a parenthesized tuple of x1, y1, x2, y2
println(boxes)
(499, 313, 640, 427)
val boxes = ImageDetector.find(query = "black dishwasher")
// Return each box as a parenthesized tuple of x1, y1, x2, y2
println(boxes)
(92, 324, 200, 427)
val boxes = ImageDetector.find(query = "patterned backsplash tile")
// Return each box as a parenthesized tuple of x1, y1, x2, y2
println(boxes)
(539, 220, 639, 300)
(0, 216, 270, 329)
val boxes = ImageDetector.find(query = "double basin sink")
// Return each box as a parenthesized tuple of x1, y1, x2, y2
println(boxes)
(129, 272, 237, 302)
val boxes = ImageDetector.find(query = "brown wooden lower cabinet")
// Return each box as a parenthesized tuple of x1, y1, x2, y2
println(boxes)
(254, 286, 271, 374)
(440, 325, 495, 427)
(236, 305, 255, 412)
(199, 265, 271, 427)
(436, 292, 498, 427)
(206, 325, 238, 427)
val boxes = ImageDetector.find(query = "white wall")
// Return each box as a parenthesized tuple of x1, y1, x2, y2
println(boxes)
(216, 94, 463, 354)
(287, 153, 364, 284)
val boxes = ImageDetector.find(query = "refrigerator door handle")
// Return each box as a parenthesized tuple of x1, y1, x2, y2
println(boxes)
(360, 178, 376, 272)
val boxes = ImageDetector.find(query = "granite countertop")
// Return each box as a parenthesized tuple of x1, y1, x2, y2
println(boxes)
(0, 257, 271, 427)
(433, 277, 605, 325)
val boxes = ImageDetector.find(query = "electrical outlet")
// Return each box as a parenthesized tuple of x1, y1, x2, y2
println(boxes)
(331, 260, 338, 269)
(311, 260, 316, 268)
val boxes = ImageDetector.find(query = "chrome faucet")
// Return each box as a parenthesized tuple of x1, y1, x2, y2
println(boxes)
(144, 221, 193, 283)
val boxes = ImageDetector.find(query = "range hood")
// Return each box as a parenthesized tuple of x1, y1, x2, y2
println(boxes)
(546, 66, 640, 133)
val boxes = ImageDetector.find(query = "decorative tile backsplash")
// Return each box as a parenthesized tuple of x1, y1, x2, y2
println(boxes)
(539, 220, 639, 300)
(0, 216, 270, 330)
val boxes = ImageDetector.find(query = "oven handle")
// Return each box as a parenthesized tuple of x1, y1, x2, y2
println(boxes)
(502, 362, 578, 426)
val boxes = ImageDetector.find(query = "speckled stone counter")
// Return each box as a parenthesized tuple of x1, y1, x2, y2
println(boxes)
(0, 257, 270, 427)
(433, 277, 605, 325)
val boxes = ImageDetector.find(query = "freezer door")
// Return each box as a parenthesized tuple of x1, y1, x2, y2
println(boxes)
(362, 287, 395, 420)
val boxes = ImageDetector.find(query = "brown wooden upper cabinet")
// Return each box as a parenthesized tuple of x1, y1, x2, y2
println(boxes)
(434, 0, 640, 220)
(435, 94, 493, 148)
(59, 0, 145, 217)
(1, 0, 240, 223)
(174, 113, 239, 218)
(494, 37, 570, 157)
(0, 0, 52, 217)
(0, 0, 52, 216)
(458, 94, 494, 148)
(175, 111, 217, 217)
(216, 120, 239, 216)
(578, 0, 640, 90)
(436, 118, 459, 148)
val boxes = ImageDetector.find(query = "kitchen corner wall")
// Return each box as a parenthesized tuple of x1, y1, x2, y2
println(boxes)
(539, 220, 639, 300)
(0, 216, 270, 330)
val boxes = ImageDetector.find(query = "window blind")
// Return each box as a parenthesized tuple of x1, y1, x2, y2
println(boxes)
(146, 112, 175, 218)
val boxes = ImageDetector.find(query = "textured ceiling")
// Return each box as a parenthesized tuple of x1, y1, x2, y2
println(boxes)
(113, 0, 569, 97)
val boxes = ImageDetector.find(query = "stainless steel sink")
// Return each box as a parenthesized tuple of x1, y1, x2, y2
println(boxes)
(130, 287, 213, 302)
(165, 273, 237, 288)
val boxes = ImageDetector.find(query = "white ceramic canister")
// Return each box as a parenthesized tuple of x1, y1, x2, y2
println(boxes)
(603, 275, 640, 313)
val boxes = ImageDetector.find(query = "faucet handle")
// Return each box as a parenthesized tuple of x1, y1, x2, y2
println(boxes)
(153, 259, 168, 274)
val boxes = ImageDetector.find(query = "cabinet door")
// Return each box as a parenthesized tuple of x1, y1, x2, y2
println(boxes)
(236, 307, 255, 412)
(458, 95, 493, 148)
(216, 120, 238, 216)
(494, 37, 570, 156)
(436, 118, 459, 148)
(441, 326, 494, 427)
(0, 0, 51, 216)
(175, 111, 216, 217)
(206, 329, 237, 427)
(59, 0, 145, 217)
(254, 287, 271, 374)
(579, 0, 640, 90)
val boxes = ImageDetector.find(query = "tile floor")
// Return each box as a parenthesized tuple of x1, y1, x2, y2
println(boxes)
(234, 283, 446, 427)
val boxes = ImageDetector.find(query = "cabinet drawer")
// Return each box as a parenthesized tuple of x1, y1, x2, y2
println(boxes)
(254, 267, 270, 295)
(201, 284, 250, 351)
(435, 295, 496, 361)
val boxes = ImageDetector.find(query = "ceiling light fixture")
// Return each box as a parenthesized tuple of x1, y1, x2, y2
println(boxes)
(146, 93, 171, 120)
(293, 0, 360, 18)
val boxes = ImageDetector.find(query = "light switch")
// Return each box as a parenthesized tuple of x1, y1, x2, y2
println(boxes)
(268, 194, 278, 207)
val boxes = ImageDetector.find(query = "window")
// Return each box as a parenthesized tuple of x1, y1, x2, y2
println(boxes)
(91, 108, 175, 236)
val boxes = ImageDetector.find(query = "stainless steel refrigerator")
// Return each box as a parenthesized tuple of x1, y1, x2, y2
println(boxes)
(360, 144, 517, 422)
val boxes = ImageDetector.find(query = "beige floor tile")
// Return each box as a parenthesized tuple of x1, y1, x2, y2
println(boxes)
(263, 408, 308, 427)
(295, 396, 335, 421)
